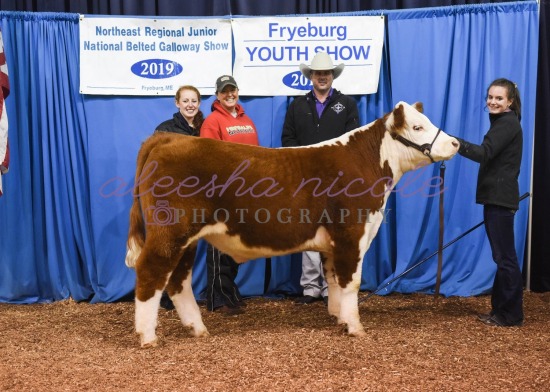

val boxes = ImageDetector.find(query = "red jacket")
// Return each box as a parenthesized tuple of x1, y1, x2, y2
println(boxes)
(200, 100, 259, 146)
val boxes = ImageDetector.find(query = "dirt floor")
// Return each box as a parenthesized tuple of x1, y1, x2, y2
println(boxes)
(1, 291, 549, 392)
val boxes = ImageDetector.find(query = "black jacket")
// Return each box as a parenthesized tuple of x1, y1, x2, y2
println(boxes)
(281, 89, 359, 146)
(155, 112, 199, 136)
(457, 111, 523, 210)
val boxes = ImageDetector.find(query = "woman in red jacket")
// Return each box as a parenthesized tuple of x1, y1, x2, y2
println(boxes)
(200, 75, 259, 315)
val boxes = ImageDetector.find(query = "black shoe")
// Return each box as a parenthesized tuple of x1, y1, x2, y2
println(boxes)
(323, 296, 328, 306)
(477, 312, 493, 322)
(484, 314, 523, 327)
(294, 295, 320, 305)
(216, 305, 244, 316)
(160, 293, 175, 310)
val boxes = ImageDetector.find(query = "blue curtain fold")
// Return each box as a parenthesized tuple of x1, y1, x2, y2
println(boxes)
(0, 1, 540, 303)
(0, 12, 96, 302)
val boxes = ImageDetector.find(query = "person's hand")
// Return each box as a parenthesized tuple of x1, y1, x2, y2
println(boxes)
(450, 136, 469, 155)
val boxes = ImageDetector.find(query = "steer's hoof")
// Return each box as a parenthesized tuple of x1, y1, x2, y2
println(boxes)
(192, 327, 210, 338)
(342, 322, 367, 337)
(139, 335, 159, 348)
(347, 327, 367, 337)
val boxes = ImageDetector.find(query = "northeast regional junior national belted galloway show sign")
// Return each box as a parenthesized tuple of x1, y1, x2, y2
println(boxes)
(79, 15, 384, 96)
(79, 16, 233, 95)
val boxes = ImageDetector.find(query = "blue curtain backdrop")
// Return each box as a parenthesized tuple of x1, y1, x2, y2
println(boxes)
(385, 3, 538, 295)
(0, 1, 539, 303)
(0, 13, 96, 303)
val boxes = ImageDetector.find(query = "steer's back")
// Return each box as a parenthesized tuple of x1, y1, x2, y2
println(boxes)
(137, 130, 391, 258)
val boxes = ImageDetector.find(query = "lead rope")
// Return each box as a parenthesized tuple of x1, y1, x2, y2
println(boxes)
(434, 161, 446, 299)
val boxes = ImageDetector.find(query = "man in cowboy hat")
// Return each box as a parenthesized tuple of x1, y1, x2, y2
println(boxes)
(281, 51, 359, 306)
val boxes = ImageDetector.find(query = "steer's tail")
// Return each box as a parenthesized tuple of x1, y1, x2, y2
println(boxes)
(125, 191, 145, 268)
(125, 133, 174, 268)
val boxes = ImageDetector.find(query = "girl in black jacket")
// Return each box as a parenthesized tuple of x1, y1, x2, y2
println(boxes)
(457, 78, 524, 327)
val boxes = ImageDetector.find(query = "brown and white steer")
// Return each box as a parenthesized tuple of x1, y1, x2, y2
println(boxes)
(125, 102, 459, 347)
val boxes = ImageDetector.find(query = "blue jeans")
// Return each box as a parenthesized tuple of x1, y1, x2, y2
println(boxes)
(483, 204, 524, 324)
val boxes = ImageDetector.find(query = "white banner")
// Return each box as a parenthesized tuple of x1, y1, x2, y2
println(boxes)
(232, 16, 385, 96)
(79, 16, 232, 95)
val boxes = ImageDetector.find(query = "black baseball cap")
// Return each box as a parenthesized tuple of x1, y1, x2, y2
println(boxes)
(215, 75, 238, 92)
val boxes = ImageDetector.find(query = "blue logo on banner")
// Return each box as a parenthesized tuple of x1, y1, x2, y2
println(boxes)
(131, 59, 183, 79)
(282, 71, 313, 91)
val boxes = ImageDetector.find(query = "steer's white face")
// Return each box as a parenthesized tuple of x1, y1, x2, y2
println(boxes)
(392, 102, 459, 164)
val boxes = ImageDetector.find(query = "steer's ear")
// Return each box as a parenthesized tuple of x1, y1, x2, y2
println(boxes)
(413, 102, 424, 113)
(391, 102, 405, 131)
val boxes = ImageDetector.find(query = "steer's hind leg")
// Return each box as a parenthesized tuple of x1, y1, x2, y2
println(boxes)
(134, 239, 183, 348)
(166, 243, 209, 338)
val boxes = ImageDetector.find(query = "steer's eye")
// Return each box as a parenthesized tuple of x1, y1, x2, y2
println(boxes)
(413, 125, 422, 131)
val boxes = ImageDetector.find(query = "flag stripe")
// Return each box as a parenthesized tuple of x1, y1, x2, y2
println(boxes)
(0, 29, 10, 196)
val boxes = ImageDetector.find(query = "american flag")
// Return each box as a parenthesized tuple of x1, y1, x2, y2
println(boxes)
(0, 28, 10, 197)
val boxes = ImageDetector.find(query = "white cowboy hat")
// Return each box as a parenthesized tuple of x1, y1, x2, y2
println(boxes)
(299, 52, 345, 80)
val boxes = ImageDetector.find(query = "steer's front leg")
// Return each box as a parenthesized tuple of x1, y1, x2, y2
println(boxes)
(331, 244, 366, 337)
(323, 254, 341, 318)
(339, 283, 366, 337)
